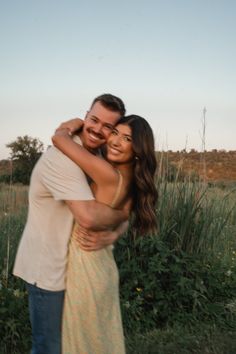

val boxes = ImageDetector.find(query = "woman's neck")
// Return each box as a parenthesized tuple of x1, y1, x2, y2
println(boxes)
(112, 162, 134, 181)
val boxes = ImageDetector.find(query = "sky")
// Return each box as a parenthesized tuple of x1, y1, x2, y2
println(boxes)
(1, 0, 235, 159)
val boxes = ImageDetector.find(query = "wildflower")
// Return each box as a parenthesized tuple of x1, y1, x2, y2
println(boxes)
(225, 301, 236, 314)
(153, 307, 158, 315)
(226, 270, 232, 277)
(136, 287, 142, 292)
(124, 301, 130, 309)
(13, 289, 21, 297)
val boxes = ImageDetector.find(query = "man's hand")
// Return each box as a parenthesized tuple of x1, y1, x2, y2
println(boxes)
(74, 221, 129, 251)
(56, 118, 84, 135)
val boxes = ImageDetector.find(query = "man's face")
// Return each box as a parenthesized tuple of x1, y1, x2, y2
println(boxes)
(80, 101, 121, 150)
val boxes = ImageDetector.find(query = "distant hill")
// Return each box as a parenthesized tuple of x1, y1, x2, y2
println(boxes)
(156, 150, 236, 182)
(1, 150, 236, 182)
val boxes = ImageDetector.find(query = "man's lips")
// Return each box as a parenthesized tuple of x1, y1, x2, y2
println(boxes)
(87, 130, 104, 142)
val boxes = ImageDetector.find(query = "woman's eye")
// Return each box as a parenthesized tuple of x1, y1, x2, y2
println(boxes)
(123, 136, 132, 142)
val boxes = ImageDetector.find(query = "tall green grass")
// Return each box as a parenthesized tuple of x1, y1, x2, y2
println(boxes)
(0, 183, 30, 353)
(157, 180, 236, 257)
(0, 183, 28, 217)
(0, 183, 28, 286)
(115, 177, 236, 335)
(0, 174, 236, 353)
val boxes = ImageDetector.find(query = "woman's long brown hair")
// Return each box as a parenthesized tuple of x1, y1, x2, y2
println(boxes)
(117, 115, 158, 236)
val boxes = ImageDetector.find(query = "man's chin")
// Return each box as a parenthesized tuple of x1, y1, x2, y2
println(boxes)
(85, 140, 105, 150)
(83, 132, 105, 148)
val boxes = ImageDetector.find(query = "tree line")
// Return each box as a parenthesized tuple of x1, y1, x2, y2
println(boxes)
(0, 136, 44, 185)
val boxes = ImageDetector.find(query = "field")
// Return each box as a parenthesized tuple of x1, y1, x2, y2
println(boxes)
(156, 150, 236, 182)
(0, 180, 236, 353)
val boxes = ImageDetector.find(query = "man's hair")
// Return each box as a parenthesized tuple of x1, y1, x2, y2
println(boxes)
(91, 93, 126, 116)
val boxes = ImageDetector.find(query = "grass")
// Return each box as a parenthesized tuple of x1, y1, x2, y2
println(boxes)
(0, 183, 28, 217)
(0, 181, 236, 353)
(126, 322, 236, 354)
(0, 183, 28, 287)
(157, 179, 236, 259)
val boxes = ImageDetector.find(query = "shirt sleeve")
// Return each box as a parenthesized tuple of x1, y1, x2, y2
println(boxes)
(41, 146, 94, 201)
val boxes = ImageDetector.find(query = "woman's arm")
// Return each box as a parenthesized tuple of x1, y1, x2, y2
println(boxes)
(56, 117, 84, 135)
(52, 129, 117, 186)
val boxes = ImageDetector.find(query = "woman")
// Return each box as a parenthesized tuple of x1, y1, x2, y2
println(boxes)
(52, 115, 158, 354)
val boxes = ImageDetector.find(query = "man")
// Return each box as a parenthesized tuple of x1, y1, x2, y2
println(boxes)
(13, 94, 128, 354)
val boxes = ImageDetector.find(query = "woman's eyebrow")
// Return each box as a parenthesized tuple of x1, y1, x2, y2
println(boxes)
(123, 133, 132, 138)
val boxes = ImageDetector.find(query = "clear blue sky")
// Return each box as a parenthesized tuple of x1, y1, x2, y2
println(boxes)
(1, 0, 235, 159)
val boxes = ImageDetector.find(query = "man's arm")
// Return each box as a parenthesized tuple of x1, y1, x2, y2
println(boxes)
(65, 199, 129, 231)
(74, 221, 129, 251)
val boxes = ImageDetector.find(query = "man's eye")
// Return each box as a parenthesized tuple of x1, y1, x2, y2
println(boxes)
(111, 130, 118, 135)
(104, 125, 113, 131)
(90, 117, 97, 122)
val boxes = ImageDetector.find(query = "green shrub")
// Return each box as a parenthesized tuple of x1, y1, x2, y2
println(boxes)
(115, 180, 236, 334)
(115, 236, 236, 334)
(126, 322, 236, 354)
(0, 207, 30, 353)
(0, 282, 31, 354)
(1, 181, 236, 350)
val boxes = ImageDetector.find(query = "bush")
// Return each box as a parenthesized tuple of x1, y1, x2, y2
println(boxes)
(1, 180, 236, 351)
(0, 206, 30, 353)
(115, 236, 236, 334)
(115, 181, 236, 334)
(126, 322, 236, 354)
(0, 282, 31, 354)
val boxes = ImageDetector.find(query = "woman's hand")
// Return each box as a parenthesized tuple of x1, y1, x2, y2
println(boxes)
(55, 118, 84, 135)
(74, 221, 129, 251)
(52, 128, 71, 147)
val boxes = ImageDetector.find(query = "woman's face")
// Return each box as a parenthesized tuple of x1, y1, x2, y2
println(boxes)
(106, 124, 134, 164)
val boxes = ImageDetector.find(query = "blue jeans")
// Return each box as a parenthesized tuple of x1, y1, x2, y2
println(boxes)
(26, 282, 65, 354)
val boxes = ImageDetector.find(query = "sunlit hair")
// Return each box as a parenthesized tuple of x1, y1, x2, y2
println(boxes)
(91, 93, 126, 116)
(117, 115, 158, 236)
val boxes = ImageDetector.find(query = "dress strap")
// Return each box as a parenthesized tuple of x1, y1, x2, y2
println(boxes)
(110, 170, 123, 208)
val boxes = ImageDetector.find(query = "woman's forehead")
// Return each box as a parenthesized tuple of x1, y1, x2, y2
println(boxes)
(115, 123, 132, 135)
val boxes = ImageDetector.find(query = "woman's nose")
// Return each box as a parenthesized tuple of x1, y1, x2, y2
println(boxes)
(112, 136, 121, 146)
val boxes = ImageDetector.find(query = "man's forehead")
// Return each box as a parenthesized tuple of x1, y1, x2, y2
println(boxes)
(88, 108, 120, 124)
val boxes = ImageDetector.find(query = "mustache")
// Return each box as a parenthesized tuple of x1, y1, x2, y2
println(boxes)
(87, 128, 105, 139)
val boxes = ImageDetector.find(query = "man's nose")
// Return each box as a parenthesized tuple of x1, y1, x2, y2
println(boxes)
(93, 122, 103, 134)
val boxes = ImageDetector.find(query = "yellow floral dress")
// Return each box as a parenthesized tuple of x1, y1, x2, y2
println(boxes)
(62, 172, 125, 354)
